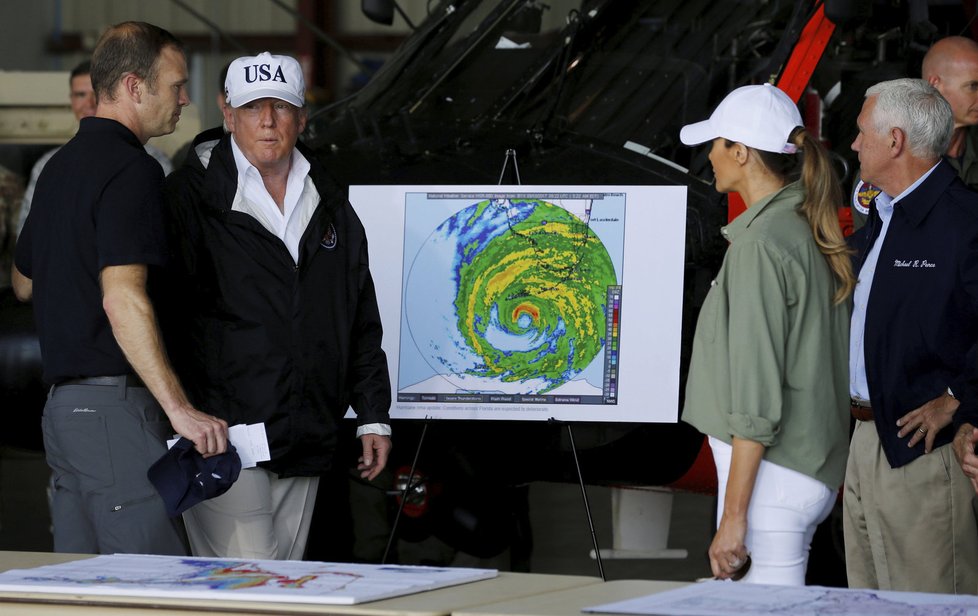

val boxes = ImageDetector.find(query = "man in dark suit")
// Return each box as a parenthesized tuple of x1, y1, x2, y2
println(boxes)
(846, 78, 978, 594)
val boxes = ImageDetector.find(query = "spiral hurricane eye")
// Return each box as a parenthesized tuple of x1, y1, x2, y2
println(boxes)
(404, 198, 617, 394)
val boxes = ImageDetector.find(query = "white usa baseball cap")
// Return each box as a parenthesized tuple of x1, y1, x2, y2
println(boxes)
(680, 83, 802, 154)
(224, 52, 305, 108)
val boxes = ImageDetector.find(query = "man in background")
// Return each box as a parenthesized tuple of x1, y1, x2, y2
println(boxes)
(0, 166, 24, 289)
(15, 60, 174, 238)
(923, 35, 978, 186)
(852, 35, 978, 224)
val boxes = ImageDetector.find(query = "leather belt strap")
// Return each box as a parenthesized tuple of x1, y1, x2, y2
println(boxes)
(850, 398, 873, 422)
(57, 375, 145, 388)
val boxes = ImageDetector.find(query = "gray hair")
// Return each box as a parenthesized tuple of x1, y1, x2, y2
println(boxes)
(865, 78, 952, 159)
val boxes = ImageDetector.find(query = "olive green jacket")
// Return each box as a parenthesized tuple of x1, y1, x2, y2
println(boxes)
(682, 183, 850, 488)
(947, 124, 978, 191)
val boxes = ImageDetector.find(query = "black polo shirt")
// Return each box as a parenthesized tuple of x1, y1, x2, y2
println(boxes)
(14, 117, 168, 384)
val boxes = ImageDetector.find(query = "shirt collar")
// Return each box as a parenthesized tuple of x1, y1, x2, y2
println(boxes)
(880, 159, 957, 228)
(885, 160, 940, 206)
(79, 116, 142, 149)
(721, 181, 804, 242)
(228, 135, 310, 188)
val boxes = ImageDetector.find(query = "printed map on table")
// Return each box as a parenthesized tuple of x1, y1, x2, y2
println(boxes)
(584, 579, 978, 616)
(0, 554, 497, 605)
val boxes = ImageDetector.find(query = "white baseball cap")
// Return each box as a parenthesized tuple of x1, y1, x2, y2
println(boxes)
(224, 52, 305, 108)
(680, 83, 802, 154)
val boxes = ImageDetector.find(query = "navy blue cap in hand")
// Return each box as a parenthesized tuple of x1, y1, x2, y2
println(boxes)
(147, 438, 242, 517)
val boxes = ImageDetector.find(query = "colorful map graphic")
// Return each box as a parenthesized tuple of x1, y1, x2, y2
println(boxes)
(0, 554, 497, 605)
(24, 559, 358, 592)
(399, 193, 624, 397)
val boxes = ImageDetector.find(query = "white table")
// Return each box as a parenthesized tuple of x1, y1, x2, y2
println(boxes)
(0, 551, 603, 616)
(454, 579, 691, 616)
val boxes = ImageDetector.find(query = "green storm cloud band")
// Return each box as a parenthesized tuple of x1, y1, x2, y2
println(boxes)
(449, 198, 617, 392)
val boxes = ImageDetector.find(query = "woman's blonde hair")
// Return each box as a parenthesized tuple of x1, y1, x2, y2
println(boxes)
(748, 128, 856, 304)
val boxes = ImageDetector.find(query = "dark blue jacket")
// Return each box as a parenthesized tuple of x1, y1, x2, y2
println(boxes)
(851, 160, 978, 469)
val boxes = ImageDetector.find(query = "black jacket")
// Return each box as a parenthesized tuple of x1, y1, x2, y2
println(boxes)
(161, 128, 391, 477)
(850, 160, 978, 468)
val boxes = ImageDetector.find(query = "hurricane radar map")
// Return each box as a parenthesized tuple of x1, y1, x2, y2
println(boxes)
(350, 185, 687, 423)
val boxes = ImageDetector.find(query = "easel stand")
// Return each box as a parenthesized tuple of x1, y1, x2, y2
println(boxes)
(382, 418, 429, 564)
(497, 148, 522, 184)
(381, 420, 608, 580)
(564, 422, 607, 580)
(382, 149, 607, 581)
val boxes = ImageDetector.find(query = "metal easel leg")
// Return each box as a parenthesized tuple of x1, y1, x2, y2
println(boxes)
(566, 423, 606, 581)
(382, 418, 429, 564)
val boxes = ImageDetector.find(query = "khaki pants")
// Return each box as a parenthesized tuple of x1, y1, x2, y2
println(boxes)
(843, 420, 978, 593)
(183, 466, 319, 560)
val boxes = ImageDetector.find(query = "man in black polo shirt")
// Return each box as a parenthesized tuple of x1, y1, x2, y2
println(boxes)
(11, 21, 228, 555)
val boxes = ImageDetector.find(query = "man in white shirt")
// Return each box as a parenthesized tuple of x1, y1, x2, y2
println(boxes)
(845, 78, 978, 593)
(161, 52, 392, 559)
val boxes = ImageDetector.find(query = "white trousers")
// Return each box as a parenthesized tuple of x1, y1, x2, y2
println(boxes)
(183, 467, 319, 560)
(709, 437, 836, 585)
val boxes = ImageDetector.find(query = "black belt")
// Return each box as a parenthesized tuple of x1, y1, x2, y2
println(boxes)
(57, 375, 145, 388)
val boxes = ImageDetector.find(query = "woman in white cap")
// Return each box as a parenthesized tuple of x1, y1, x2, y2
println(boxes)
(680, 83, 855, 585)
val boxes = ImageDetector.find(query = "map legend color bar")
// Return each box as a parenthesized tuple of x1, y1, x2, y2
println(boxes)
(603, 286, 622, 404)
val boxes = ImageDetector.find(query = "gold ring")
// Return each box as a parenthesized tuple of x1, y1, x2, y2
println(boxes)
(918, 427, 927, 434)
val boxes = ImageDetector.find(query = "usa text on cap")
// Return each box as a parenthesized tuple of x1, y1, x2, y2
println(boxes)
(225, 52, 305, 109)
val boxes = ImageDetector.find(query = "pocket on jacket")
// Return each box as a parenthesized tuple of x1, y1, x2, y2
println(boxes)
(696, 281, 723, 343)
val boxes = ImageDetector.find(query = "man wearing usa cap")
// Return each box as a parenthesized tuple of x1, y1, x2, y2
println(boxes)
(845, 78, 978, 593)
(161, 52, 392, 559)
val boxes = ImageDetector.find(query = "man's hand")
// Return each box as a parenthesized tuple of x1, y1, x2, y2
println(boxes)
(953, 423, 978, 494)
(357, 434, 391, 481)
(896, 392, 958, 453)
(167, 404, 229, 458)
(100, 264, 228, 457)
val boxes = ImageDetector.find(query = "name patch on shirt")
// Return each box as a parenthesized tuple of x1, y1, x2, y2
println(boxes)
(893, 259, 936, 269)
